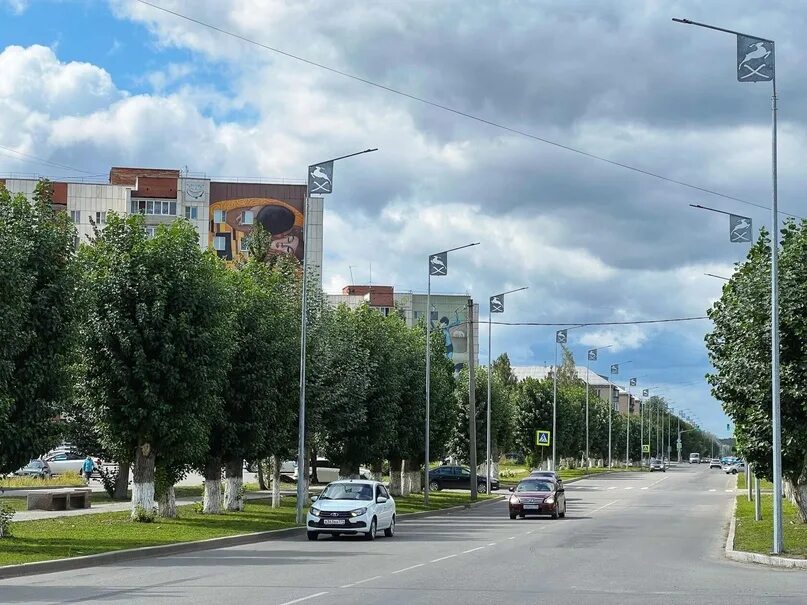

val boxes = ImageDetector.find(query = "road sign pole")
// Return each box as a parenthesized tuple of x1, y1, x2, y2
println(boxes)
(424, 268, 431, 506)
(467, 298, 477, 501)
(585, 356, 590, 469)
(552, 340, 558, 471)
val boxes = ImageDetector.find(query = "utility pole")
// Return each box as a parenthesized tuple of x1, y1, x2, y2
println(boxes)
(467, 298, 478, 501)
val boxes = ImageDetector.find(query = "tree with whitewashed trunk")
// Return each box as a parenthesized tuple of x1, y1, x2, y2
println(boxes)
(75, 214, 231, 520)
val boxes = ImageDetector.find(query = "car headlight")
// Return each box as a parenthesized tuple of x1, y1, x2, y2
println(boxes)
(509, 496, 520, 504)
(544, 496, 555, 505)
(310, 507, 321, 517)
(350, 507, 367, 517)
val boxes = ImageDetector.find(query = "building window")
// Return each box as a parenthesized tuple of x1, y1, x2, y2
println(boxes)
(414, 310, 422, 320)
(214, 209, 226, 223)
(69, 210, 80, 223)
(214, 236, 227, 251)
(144, 226, 157, 239)
(95, 211, 106, 225)
(239, 236, 250, 253)
(240, 210, 254, 225)
(185, 206, 198, 220)
(130, 199, 177, 216)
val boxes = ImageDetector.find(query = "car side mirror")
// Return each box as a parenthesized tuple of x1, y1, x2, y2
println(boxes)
(508, 486, 515, 492)
(310, 495, 318, 502)
(558, 488, 565, 493)
(377, 496, 388, 504)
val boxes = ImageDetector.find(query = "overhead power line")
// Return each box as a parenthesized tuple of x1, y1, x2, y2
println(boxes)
(0, 144, 96, 175)
(490, 316, 709, 327)
(135, 0, 794, 217)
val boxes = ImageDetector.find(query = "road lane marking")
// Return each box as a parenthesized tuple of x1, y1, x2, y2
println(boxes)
(488, 542, 497, 545)
(725, 489, 734, 493)
(608, 486, 617, 490)
(508, 536, 516, 540)
(392, 563, 425, 574)
(709, 489, 717, 492)
(430, 554, 457, 563)
(278, 592, 329, 605)
(590, 500, 619, 514)
(340, 576, 381, 589)
(645, 476, 670, 489)
(462, 546, 486, 554)
(640, 487, 649, 490)
(624, 487, 634, 490)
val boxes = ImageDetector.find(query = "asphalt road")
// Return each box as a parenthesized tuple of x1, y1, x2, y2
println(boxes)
(2, 464, 805, 605)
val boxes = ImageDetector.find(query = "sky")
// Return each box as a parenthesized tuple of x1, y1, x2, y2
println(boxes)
(2, 0, 803, 438)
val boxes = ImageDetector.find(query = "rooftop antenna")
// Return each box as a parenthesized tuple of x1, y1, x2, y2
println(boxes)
(348, 265, 355, 287)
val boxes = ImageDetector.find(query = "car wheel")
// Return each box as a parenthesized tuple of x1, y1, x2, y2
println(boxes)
(307, 531, 318, 541)
(365, 518, 377, 541)
(551, 506, 559, 520)
(384, 516, 395, 537)
(477, 482, 487, 494)
(559, 504, 566, 518)
(429, 480, 440, 492)
(509, 512, 517, 520)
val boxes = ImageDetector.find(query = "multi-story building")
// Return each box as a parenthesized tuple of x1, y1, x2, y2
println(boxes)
(327, 284, 479, 372)
(0, 167, 324, 284)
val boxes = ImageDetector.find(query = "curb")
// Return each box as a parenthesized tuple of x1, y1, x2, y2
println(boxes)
(724, 495, 807, 570)
(0, 495, 503, 580)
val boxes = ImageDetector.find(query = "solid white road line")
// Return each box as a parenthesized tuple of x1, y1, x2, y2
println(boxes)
(624, 487, 634, 490)
(392, 563, 425, 574)
(462, 546, 485, 554)
(430, 554, 457, 563)
(709, 489, 717, 492)
(589, 500, 619, 514)
(278, 592, 329, 605)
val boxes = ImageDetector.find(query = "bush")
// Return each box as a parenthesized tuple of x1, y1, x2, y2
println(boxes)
(99, 466, 118, 498)
(0, 502, 15, 538)
(132, 505, 156, 523)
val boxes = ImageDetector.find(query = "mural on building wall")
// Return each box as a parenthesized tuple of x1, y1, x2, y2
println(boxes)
(431, 305, 470, 373)
(208, 183, 306, 262)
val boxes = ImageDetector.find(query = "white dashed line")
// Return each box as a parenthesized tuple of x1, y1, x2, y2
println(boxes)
(725, 489, 734, 493)
(608, 486, 617, 490)
(430, 554, 457, 563)
(709, 489, 717, 492)
(392, 563, 425, 574)
(640, 487, 649, 490)
(508, 536, 516, 540)
(279, 592, 329, 605)
(350, 576, 381, 587)
(589, 500, 619, 514)
(488, 542, 497, 545)
(463, 546, 486, 554)
(624, 487, 634, 490)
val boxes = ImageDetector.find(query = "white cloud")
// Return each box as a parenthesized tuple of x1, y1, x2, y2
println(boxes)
(2, 0, 28, 15)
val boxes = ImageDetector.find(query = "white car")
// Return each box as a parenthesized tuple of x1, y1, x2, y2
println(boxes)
(43, 451, 100, 476)
(307, 480, 395, 541)
(292, 458, 372, 484)
(724, 461, 746, 475)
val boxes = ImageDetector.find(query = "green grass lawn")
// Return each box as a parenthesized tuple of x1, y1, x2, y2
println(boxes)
(736, 472, 774, 491)
(0, 474, 85, 489)
(0, 490, 486, 567)
(497, 465, 648, 486)
(734, 495, 807, 558)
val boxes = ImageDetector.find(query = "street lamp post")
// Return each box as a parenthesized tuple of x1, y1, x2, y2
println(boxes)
(425, 242, 479, 505)
(586, 345, 612, 469)
(486, 287, 527, 493)
(608, 361, 632, 468)
(627, 378, 637, 468)
(673, 15, 784, 554)
(296, 148, 377, 524)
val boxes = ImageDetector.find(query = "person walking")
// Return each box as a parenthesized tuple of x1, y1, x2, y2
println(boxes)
(82, 456, 95, 485)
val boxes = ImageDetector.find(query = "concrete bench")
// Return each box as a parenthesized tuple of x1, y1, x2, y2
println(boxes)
(26, 489, 92, 511)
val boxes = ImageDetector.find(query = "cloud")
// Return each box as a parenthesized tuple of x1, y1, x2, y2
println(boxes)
(2, 0, 28, 15)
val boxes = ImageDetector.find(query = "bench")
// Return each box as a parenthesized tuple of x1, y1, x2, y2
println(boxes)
(26, 489, 92, 511)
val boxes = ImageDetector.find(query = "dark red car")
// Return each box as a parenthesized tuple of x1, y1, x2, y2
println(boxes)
(508, 477, 566, 519)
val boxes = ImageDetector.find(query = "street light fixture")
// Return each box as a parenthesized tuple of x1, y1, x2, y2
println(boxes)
(585, 345, 612, 468)
(296, 148, 378, 524)
(425, 241, 480, 505)
(673, 15, 784, 555)
(486, 286, 528, 493)
(551, 325, 585, 470)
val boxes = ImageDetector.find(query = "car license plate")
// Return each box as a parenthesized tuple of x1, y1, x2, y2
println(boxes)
(523, 505, 540, 511)
(323, 519, 345, 525)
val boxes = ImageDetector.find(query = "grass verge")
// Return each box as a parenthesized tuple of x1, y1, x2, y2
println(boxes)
(0, 491, 484, 567)
(498, 465, 648, 486)
(736, 472, 774, 491)
(0, 474, 85, 489)
(733, 495, 807, 558)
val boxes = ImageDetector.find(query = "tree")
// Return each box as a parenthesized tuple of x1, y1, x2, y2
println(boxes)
(0, 182, 76, 474)
(706, 223, 807, 521)
(514, 377, 553, 468)
(75, 214, 232, 519)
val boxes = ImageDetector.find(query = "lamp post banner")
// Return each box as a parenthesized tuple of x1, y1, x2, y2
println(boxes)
(308, 161, 334, 194)
(729, 214, 752, 242)
(587, 349, 597, 361)
(610, 364, 618, 375)
(737, 35, 774, 82)
(429, 252, 448, 276)
(556, 330, 567, 344)
(630, 378, 637, 387)
(642, 389, 649, 397)
(490, 294, 504, 313)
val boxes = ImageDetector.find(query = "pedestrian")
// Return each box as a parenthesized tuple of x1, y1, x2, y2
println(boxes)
(82, 456, 95, 485)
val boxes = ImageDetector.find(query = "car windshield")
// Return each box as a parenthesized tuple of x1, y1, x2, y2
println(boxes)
(318, 483, 373, 501)
(517, 480, 554, 492)
(24, 460, 44, 469)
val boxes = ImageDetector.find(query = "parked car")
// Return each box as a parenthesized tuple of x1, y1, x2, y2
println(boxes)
(528, 469, 563, 488)
(649, 458, 666, 472)
(724, 461, 746, 475)
(427, 465, 499, 493)
(13, 459, 52, 479)
(508, 477, 566, 519)
(43, 451, 101, 476)
(709, 458, 722, 469)
(292, 458, 371, 484)
(307, 480, 395, 541)
(689, 453, 700, 464)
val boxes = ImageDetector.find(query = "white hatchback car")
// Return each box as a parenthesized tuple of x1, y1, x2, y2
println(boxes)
(307, 480, 395, 541)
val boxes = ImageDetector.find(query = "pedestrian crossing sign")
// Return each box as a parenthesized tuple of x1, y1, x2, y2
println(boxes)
(642, 444, 650, 453)
(536, 430, 551, 447)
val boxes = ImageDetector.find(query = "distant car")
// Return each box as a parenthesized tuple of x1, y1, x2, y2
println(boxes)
(689, 453, 700, 464)
(649, 458, 666, 472)
(292, 458, 371, 484)
(307, 480, 395, 541)
(508, 478, 566, 519)
(709, 458, 722, 469)
(724, 462, 746, 475)
(528, 470, 563, 488)
(43, 452, 101, 476)
(427, 465, 499, 493)
(13, 459, 52, 479)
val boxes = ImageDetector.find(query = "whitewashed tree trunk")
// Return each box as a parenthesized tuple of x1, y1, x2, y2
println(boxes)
(158, 485, 177, 518)
(401, 459, 412, 497)
(788, 477, 807, 522)
(203, 459, 222, 514)
(131, 443, 156, 520)
(224, 459, 244, 511)
(271, 454, 281, 509)
(388, 458, 403, 496)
